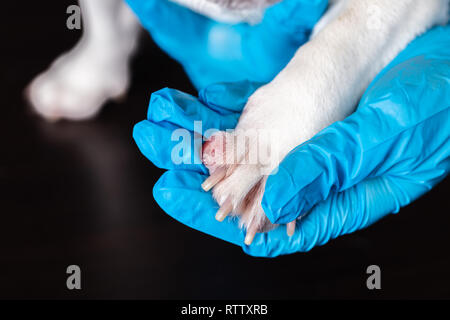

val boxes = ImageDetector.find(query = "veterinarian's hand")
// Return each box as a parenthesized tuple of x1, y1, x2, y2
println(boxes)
(134, 26, 450, 257)
(133, 81, 269, 251)
(259, 25, 450, 254)
(125, 0, 328, 89)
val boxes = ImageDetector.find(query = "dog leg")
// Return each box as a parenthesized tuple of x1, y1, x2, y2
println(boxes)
(26, 0, 140, 121)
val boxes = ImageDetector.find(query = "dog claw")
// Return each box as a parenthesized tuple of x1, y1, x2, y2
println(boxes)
(202, 167, 227, 192)
(215, 197, 233, 222)
(244, 222, 259, 246)
(287, 221, 296, 237)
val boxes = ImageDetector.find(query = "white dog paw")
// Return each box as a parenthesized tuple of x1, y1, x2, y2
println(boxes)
(26, 43, 130, 121)
(202, 132, 275, 245)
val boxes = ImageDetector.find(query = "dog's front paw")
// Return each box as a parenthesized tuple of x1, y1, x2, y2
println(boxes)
(25, 43, 130, 121)
(201, 84, 304, 244)
(202, 131, 282, 245)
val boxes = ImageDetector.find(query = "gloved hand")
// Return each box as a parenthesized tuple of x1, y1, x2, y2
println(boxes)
(133, 25, 450, 257)
(125, 0, 328, 89)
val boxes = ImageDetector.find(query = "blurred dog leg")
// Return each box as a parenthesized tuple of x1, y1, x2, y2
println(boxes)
(26, 0, 141, 121)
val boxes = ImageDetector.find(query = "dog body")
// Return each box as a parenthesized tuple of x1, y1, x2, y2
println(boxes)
(27, 0, 449, 243)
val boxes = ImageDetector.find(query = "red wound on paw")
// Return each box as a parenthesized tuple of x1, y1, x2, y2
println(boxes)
(202, 132, 227, 173)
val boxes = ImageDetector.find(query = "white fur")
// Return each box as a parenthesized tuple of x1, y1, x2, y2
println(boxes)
(170, 0, 273, 23)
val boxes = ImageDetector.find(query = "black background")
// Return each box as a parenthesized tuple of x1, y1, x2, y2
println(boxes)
(0, 1, 449, 299)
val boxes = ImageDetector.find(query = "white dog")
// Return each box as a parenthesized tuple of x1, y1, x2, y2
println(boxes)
(26, 0, 449, 244)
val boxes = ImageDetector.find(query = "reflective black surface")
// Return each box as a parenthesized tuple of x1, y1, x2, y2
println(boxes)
(1, 1, 449, 299)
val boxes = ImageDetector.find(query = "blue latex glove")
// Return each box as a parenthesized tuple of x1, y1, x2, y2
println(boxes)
(133, 25, 450, 257)
(125, 0, 328, 89)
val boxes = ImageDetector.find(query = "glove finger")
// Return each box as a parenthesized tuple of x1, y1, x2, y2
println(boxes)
(135, 87, 243, 171)
(263, 26, 450, 225)
(247, 175, 407, 257)
(148, 88, 240, 136)
(154, 172, 437, 257)
(133, 120, 207, 173)
(153, 170, 246, 246)
(198, 80, 264, 114)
